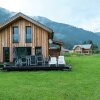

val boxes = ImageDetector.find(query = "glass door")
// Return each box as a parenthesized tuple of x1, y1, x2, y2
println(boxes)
(3, 47, 10, 62)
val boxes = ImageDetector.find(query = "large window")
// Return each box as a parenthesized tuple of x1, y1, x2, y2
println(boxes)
(12, 26, 19, 43)
(26, 26, 32, 43)
(15, 47, 31, 57)
(3, 47, 10, 62)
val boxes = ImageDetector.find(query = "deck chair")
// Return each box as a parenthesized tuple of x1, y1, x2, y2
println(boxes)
(49, 57, 57, 67)
(20, 57, 27, 66)
(15, 57, 22, 66)
(36, 55, 44, 66)
(44, 57, 49, 65)
(58, 56, 66, 67)
(30, 55, 37, 66)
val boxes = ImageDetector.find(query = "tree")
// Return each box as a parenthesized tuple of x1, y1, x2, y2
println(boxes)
(92, 44, 98, 50)
(83, 40, 93, 45)
(83, 40, 98, 50)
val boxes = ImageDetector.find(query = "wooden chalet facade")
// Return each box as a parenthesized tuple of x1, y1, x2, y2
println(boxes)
(0, 13, 54, 62)
(49, 40, 63, 57)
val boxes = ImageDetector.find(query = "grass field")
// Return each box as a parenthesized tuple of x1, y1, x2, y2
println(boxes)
(0, 55, 100, 100)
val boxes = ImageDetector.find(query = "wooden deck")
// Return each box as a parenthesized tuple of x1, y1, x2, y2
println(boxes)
(3, 65, 71, 71)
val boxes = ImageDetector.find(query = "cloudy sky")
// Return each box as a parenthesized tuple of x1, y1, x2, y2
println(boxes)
(0, 0, 100, 32)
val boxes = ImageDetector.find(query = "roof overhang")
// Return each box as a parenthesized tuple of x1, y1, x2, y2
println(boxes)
(53, 40, 63, 46)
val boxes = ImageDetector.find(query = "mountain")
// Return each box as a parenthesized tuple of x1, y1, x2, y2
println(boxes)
(33, 16, 100, 49)
(0, 7, 100, 49)
(96, 32, 100, 37)
(0, 7, 14, 24)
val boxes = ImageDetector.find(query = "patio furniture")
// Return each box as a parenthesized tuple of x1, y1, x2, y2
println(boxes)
(15, 57, 22, 66)
(30, 55, 37, 66)
(58, 56, 66, 67)
(26, 56, 31, 66)
(20, 56, 27, 66)
(44, 58, 49, 65)
(37, 55, 44, 66)
(49, 57, 57, 67)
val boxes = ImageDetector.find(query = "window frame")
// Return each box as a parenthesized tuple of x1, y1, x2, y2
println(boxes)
(12, 26, 19, 43)
(25, 26, 32, 43)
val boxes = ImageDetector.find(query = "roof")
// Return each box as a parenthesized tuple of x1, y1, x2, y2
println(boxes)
(49, 43, 60, 49)
(49, 40, 63, 50)
(73, 44, 92, 50)
(61, 47, 70, 52)
(53, 40, 63, 45)
(0, 12, 53, 34)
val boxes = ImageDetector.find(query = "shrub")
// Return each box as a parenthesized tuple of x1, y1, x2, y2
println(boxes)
(64, 52, 83, 57)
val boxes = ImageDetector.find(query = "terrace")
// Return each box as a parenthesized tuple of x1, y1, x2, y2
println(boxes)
(3, 52, 71, 71)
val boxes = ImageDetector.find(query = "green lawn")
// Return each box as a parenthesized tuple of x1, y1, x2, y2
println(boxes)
(0, 55, 100, 100)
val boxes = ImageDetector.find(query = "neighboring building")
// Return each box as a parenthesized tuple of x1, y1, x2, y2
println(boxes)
(61, 47, 70, 52)
(49, 40, 63, 57)
(73, 44, 92, 54)
(0, 12, 55, 62)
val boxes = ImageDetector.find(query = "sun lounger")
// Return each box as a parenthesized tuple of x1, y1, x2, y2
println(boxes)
(58, 56, 66, 67)
(49, 57, 57, 67)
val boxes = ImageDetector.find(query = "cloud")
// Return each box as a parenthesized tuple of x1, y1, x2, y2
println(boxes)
(78, 18, 100, 32)
(0, 0, 100, 32)
(0, 0, 43, 15)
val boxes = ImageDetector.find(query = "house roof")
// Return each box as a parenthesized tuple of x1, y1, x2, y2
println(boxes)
(49, 40, 63, 49)
(49, 43, 59, 49)
(53, 40, 63, 45)
(61, 47, 70, 52)
(73, 44, 92, 50)
(0, 12, 53, 38)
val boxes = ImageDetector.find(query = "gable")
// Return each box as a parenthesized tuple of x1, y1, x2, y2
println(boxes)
(0, 12, 53, 38)
(74, 46, 81, 50)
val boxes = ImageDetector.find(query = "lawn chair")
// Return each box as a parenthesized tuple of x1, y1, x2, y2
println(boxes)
(44, 57, 49, 66)
(20, 56, 27, 66)
(37, 55, 44, 66)
(49, 57, 57, 67)
(58, 56, 66, 67)
(15, 57, 22, 66)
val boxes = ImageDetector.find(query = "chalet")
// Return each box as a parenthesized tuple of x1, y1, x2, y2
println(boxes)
(73, 44, 92, 54)
(0, 12, 62, 63)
